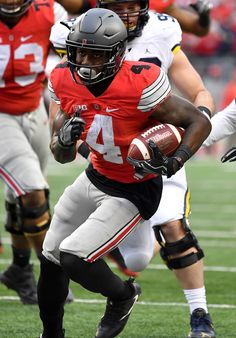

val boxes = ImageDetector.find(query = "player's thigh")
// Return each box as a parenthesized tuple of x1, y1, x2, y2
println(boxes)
(28, 99, 50, 175)
(150, 166, 189, 226)
(59, 192, 142, 262)
(0, 113, 48, 198)
(43, 172, 96, 263)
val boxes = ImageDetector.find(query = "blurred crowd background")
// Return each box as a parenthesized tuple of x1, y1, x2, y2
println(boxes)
(177, 0, 236, 110)
(174, 0, 236, 156)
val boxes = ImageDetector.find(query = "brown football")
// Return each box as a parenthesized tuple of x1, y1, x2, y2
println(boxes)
(127, 123, 184, 160)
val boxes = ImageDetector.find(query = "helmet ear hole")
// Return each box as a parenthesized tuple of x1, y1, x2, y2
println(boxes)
(66, 8, 128, 85)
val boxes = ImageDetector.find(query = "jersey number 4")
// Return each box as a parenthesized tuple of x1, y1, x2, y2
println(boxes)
(0, 43, 44, 88)
(86, 115, 123, 164)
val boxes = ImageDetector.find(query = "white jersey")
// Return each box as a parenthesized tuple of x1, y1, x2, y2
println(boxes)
(49, 11, 182, 74)
(203, 99, 236, 147)
(126, 11, 182, 73)
(45, 3, 68, 77)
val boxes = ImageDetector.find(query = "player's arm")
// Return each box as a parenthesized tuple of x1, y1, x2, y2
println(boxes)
(55, 0, 87, 14)
(203, 99, 236, 147)
(128, 93, 211, 178)
(152, 94, 212, 155)
(165, 0, 211, 37)
(169, 49, 215, 115)
(50, 107, 85, 164)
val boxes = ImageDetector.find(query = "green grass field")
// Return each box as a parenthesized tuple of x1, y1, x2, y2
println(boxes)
(0, 157, 235, 338)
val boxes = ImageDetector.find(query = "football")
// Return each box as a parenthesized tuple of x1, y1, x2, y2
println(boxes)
(127, 123, 184, 160)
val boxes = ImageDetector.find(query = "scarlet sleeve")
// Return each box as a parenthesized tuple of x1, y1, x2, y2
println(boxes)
(150, 0, 174, 12)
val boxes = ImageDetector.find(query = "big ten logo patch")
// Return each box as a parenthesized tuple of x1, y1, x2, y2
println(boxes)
(73, 104, 88, 112)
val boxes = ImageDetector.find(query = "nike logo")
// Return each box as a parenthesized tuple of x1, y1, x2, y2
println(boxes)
(21, 35, 32, 42)
(145, 48, 151, 54)
(106, 107, 119, 113)
(119, 294, 139, 321)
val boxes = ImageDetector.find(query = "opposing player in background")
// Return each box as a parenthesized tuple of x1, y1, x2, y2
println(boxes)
(50, 1, 216, 337)
(59, 0, 212, 36)
(52, 0, 212, 37)
(0, 0, 71, 305)
(38, 8, 211, 338)
(150, 0, 212, 37)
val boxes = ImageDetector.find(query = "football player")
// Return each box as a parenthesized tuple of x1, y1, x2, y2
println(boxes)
(49, 1, 216, 337)
(0, 0, 76, 305)
(38, 8, 211, 338)
(150, 0, 212, 37)
(63, 0, 212, 36)
(93, 2, 216, 338)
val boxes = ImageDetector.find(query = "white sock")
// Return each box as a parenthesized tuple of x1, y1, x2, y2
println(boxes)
(183, 286, 208, 314)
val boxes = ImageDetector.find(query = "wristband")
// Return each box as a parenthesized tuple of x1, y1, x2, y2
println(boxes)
(197, 106, 212, 119)
(173, 144, 193, 165)
(77, 142, 90, 159)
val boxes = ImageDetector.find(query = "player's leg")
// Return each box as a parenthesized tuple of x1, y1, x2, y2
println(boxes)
(1, 188, 50, 305)
(118, 219, 155, 272)
(106, 220, 154, 278)
(39, 171, 98, 337)
(151, 167, 215, 337)
(0, 105, 50, 304)
(106, 247, 139, 277)
(40, 172, 141, 338)
(28, 99, 74, 304)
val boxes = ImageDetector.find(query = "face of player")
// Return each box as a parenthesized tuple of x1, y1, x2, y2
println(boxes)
(0, 0, 24, 14)
(105, 1, 141, 33)
(0, 0, 31, 25)
(75, 47, 109, 82)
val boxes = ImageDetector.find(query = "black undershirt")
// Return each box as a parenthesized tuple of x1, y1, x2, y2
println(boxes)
(86, 163, 163, 220)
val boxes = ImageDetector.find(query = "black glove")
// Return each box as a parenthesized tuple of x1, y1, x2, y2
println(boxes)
(221, 147, 236, 163)
(190, 0, 212, 28)
(58, 111, 85, 147)
(127, 140, 184, 179)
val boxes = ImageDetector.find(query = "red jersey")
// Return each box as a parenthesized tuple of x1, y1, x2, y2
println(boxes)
(88, 0, 174, 13)
(0, 0, 55, 114)
(88, 0, 96, 7)
(150, 0, 174, 12)
(50, 61, 171, 183)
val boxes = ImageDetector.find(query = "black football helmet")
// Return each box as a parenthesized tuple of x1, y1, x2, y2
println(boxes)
(0, 0, 33, 17)
(66, 8, 128, 85)
(97, 0, 149, 38)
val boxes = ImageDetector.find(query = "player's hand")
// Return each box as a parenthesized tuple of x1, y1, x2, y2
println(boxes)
(190, 0, 212, 28)
(58, 111, 85, 147)
(221, 147, 236, 163)
(127, 141, 182, 178)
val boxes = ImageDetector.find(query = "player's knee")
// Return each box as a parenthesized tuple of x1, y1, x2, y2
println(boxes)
(125, 251, 152, 272)
(4, 201, 24, 235)
(15, 190, 51, 235)
(160, 219, 184, 241)
(153, 219, 204, 270)
(60, 251, 87, 278)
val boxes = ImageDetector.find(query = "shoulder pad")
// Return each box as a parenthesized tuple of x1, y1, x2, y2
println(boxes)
(60, 17, 77, 30)
(50, 17, 79, 50)
(148, 12, 182, 49)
